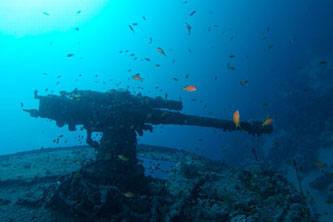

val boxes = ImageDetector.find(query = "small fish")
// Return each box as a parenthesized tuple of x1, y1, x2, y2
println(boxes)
(185, 73, 189, 79)
(42, 12, 50, 16)
(233, 110, 240, 128)
(313, 161, 325, 168)
(267, 44, 274, 49)
(189, 10, 196, 16)
(132, 23, 138, 26)
(173, 77, 179, 81)
(157, 47, 166, 56)
(41, 73, 48, 76)
(229, 54, 235, 58)
(188, 151, 194, 156)
(183, 85, 197, 92)
(262, 103, 269, 107)
(149, 37, 152, 44)
(143, 16, 146, 21)
(324, 200, 332, 205)
(262, 118, 273, 126)
(144, 58, 151, 61)
(155, 64, 160, 67)
(75, 27, 79, 31)
(128, 25, 135, 34)
(273, 140, 279, 146)
(20, 102, 24, 108)
(118, 154, 129, 161)
(124, 192, 135, 198)
(227, 62, 235, 71)
(71, 93, 81, 100)
(132, 74, 143, 81)
(67, 53, 74, 57)
(319, 60, 327, 65)
(76, 10, 82, 14)
(185, 23, 192, 35)
(240, 80, 248, 86)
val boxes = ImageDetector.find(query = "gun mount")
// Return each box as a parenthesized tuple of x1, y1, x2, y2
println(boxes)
(24, 89, 273, 219)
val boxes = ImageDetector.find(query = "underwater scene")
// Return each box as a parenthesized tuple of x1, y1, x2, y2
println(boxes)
(0, 0, 332, 221)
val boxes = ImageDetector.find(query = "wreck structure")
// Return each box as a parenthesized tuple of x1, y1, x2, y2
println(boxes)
(24, 89, 273, 220)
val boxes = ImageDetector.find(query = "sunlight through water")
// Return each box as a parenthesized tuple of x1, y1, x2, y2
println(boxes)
(0, 0, 108, 37)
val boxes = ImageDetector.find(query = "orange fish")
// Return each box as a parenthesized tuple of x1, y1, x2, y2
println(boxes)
(233, 110, 240, 128)
(157, 47, 166, 56)
(313, 161, 325, 168)
(183, 85, 197, 92)
(185, 23, 191, 35)
(132, 74, 143, 81)
(124, 192, 136, 198)
(262, 118, 273, 127)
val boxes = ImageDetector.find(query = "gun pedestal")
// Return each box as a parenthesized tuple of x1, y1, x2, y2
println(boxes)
(87, 128, 148, 193)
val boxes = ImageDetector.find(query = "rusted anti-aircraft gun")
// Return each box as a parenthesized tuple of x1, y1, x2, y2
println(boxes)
(24, 89, 273, 218)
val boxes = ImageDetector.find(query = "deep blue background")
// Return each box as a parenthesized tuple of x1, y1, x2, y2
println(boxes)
(0, 0, 332, 166)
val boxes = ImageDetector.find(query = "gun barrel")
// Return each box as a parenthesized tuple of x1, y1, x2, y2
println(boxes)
(148, 110, 273, 136)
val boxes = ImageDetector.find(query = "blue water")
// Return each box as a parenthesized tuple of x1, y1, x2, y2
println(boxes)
(0, 0, 332, 167)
